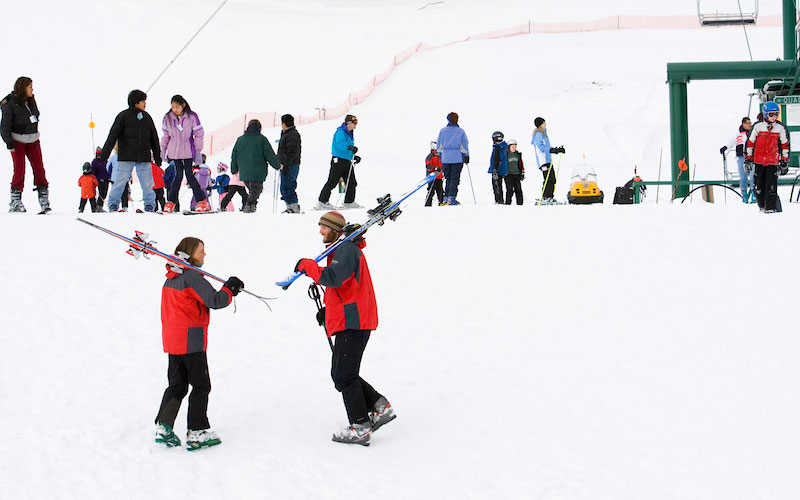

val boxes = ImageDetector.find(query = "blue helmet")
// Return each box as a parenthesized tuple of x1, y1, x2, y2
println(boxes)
(763, 101, 780, 115)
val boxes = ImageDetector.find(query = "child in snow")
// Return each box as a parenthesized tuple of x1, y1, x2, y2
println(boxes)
(505, 139, 524, 205)
(489, 131, 508, 204)
(190, 157, 212, 211)
(90, 147, 110, 212)
(214, 162, 232, 212)
(152, 161, 166, 212)
(219, 162, 248, 211)
(78, 162, 99, 213)
(163, 160, 180, 212)
(424, 141, 444, 206)
(155, 237, 244, 451)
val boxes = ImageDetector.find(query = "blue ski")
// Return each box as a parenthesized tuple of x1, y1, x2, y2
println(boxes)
(76, 217, 276, 309)
(276, 173, 436, 289)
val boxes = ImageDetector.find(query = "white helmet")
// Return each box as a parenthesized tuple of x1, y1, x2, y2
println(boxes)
(507, 139, 517, 145)
(430, 141, 437, 150)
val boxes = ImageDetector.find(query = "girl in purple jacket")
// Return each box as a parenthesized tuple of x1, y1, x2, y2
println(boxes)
(161, 95, 209, 212)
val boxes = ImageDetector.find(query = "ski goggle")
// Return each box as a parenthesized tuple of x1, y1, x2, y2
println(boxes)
(767, 111, 779, 118)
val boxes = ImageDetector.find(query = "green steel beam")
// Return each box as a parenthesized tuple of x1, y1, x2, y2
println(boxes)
(785, 0, 796, 60)
(669, 81, 689, 199)
(667, 60, 796, 83)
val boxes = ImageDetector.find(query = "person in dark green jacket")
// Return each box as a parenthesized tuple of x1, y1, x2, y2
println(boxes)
(230, 119, 280, 212)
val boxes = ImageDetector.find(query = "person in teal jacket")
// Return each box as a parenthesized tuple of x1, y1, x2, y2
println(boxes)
(230, 119, 280, 213)
(317, 114, 362, 209)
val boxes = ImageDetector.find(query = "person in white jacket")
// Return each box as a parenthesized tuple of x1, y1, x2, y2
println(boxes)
(720, 117, 753, 203)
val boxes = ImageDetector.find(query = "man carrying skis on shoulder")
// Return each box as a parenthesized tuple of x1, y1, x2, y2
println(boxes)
(745, 101, 789, 213)
(294, 210, 396, 446)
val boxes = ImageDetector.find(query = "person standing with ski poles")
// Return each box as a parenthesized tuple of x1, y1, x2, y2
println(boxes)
(436, 112, 470, 205)
(531, 117, 564, 204)
(155, 236, 244, 451)
(720, 117, 753, 203)
(745, 101, 789, 213)
(294, 211, 396, 446)
(316, 115, 361, 209)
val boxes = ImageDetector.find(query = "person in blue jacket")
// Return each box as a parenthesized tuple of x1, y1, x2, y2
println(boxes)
(436, 112, 470, 205)
(488, 131, 508, 204)
(317, 114, 361, 209)
(531, 117, 564, 203)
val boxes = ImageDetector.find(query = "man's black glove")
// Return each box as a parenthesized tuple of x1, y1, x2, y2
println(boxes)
(744, 159, 753, 173)
(549, 146, 565, 154)
(353, 155, 361, 164)
(780, 159, 789, 175)
(315, 307, 326, 326)
(720, 146, 727, 155)
(347, 145, 358, 154)
(223, 276, 245, 296)
(520, 173, 525, 181)
(464, 155, 470, 164)
(491, 170, 498, 181)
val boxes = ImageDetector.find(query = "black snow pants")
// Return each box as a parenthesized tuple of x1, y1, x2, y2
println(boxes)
(541, 163, 557, 199)
(319, 157, 356, 204)
(220, 185, 248, 211)
(155, 351, 212, 431)
(754, 164, 779, 211)
(504, 174, 523, 205)
(331, 329, 383, 425)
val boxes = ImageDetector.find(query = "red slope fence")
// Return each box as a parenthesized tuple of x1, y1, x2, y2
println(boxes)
(205, 13, 781, 155)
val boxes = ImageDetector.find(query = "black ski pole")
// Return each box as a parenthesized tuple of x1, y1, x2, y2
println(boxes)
(308, 283, 334, 352)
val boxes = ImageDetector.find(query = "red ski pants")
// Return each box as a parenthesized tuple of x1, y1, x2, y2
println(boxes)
(9, 140, 48, 191)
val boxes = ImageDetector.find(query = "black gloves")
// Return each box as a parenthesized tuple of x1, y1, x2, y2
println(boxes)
(347, 145, 358, 153)
(780, 159, 789, 175)
(353, 155, 361, 164)
(720, 146, 727, 155)
(520, 173, 525, 181)
(316, 307, 326, 326)
(744, 159, 753, 173)
(549, 146, 565, 154)
(464, 155, 470, 164)
(224, 276, 245, 296)
(491, 170, 498, 181)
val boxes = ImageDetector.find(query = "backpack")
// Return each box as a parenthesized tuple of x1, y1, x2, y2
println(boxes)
(613, 177, 646, 204)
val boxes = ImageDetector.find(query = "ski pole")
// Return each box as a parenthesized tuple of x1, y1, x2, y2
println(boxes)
(656, 147, 663, 203)
(308, 283, 334, 352)
(464, 161, 477, 204)
(690, 163, 696, 203)
(273, 170, 278, 214)
(336, 162, 356, 207)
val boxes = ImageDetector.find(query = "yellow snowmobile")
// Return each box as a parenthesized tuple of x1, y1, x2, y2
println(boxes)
(567, 165, 604, 204)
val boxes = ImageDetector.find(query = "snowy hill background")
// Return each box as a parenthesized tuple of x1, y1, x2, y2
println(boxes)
(2, 1, 799, 499)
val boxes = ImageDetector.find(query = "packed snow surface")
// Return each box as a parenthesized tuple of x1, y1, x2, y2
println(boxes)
(1, 1, 799, 499)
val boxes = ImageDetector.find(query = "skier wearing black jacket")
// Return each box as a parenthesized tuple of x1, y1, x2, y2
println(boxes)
(277, 114, 301, 213)
(99, 89, 161, 212)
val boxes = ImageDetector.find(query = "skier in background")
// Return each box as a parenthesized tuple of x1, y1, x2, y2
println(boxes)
(531, 117, 564, 204)
(489, 131, 508, 204)
(436, 112, 470, 206)
(219, 161, 249, 212)
(294, 211, 396, 446)
(277, 113, 302, 214)
(90, 147, 110, 212)
(230, 119, 280, 213)
(745, 101, 789, 213)
(77, 162, 99, 213)
(505, 139, 525, 205)
(720, 116, 753, 203)
(190, 156, 212, 211)
(161, 95, 209, 213)
(316, 114, 361, 209)
(151, 158, 166, 212)
(213, 162, 232, 211)
(424, 140, 444, 206)
(155, 237, 244, 451)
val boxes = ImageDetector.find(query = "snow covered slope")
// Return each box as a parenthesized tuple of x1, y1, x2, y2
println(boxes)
(1, 1, 799, 499)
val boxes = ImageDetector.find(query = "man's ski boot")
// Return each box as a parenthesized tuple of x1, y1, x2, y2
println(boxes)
(242, 203, 256, 213)
(332, 421, 372, 446)
(9, 188, 26, 212)
(741, 189, 749, 203)
(315, 201, 335, 210)
(36, 185, 51, 214)
(283, 203, 301, 214)
(369, 396, 397, 432)
(186, 428, 221, 451)
(155, 423, 181, 448)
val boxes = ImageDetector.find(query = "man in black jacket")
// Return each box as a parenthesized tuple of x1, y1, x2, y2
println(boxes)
(100, 90, 161, 212)
(277, 114, 301, 213)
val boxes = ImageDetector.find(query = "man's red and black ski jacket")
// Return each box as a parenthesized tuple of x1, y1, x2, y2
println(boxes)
(301, 239, 378, 336)
(161, 265, 233, 354)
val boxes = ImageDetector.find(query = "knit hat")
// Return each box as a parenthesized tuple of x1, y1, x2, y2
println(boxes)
(319, 211, 346, 233)
(534, 117, 545, 129)
(127, 89, 147, 107)
(447, 112, 459, 124)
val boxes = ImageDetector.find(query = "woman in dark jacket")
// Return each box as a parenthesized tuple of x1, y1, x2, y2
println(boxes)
(1, 76, 50, 213)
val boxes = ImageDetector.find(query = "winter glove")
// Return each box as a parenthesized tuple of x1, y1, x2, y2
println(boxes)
(464, 155, 470, 164)
(353, 155, 362, 164)
(223, 276, 245, 296)
(744, 159, 753, 173)
(720, 146, 727, 155)
(315, 307, 326, 326)
(492, 170, 498, 181)
(520, 173, 525, 181)
(295, 258, 321, 282)
(540, 165, 549, 172)
(780, 159, 789, 175)
(347, 145, 358, 154)
(549, 146, 565, 154)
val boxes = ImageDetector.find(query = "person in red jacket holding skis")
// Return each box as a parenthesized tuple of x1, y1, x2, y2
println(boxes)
(154, 236, 244, 451)
(746, 101, 790, 213)
(295, 211, 396, 446)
